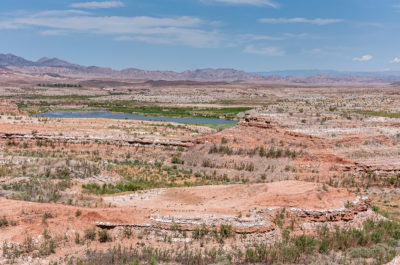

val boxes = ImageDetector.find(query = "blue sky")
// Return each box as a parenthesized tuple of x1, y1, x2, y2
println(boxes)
(0, 0, 399, 72)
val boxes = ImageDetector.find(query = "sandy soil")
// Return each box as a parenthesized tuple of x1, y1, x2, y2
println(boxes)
(107, 181, 355, 214)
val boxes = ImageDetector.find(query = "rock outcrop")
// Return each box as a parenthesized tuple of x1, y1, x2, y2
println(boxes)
(95, 196, 371, 234)
(291, 196, 370, 223)
(0, 133, 194, 147)
(238, 116, 275, 129)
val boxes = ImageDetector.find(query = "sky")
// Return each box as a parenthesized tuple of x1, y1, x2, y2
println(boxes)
(0, 0, 399, 72)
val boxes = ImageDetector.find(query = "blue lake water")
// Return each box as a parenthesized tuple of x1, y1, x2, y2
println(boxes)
(36, 110, 238, 125)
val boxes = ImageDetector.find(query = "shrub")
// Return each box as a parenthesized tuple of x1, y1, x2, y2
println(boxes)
(75, 232, 81, 244)
(123, 226, 132, 238)
(42, 212, 53, 225)
(98, 229, 112, 243)
(0, 216, 8, 227)
(75, 209, 82, 217)
(294, 235, 316, 255)
(219, 225, 233, 239)
(171, 157, 184, 164)
(350, 244, 396, 263)
(39, 231, 56, 257)
(202, 160, 215, 168)
(85, 227, 96, 241)
(259, 146, 265, 157)
(192, 224, 209, 239)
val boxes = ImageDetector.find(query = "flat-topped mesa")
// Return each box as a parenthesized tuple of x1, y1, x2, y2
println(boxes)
(0, 98, 20, 114)
(238, 115, 276, 129)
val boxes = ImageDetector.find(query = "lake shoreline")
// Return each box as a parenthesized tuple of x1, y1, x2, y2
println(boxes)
(35, 110, 238, 126)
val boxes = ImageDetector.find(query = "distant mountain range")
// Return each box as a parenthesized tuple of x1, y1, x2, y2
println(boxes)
(0, 53, 266, 82)
(257, 70, 400, 79)
(1, 53, 399, 83)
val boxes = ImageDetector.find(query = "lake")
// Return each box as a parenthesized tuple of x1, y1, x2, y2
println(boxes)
(35, 110, 238, 125)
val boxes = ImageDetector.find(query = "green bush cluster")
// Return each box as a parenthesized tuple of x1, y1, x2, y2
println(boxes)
(37, 83, 82, 88)
(244, 219, 399, 264)
(209, 144, 297, 159)
(5, 178, 71, 203)
(82, 183, 142, 195)
(98, 229, 112, 243)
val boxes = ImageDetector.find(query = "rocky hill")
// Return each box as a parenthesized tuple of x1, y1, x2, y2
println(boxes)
(0, 53, 266, 82)
(0, 53, 396, 84)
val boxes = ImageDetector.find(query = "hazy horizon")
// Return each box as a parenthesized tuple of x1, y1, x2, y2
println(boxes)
(0, 0, 399, 72)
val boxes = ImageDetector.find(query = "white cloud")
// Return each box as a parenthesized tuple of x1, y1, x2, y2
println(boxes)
(70, 1, 124, 9)
(233, 32, 309, 45)
(243, 45, 284, 56)
(306, 48, 322, 54)
(206, 0, 279, 7)
(237, 34, 284, 41)
(390, 57, 400, 63)
(282, 33, 309, 38)
(115, 28, 221, 48)
(259, 17, 343, 25)
(0, 11, 221, 48)
(41, 29, 68, 36)
(34, 10, 91, 16)
(0, 21, 21, 29)
(302, 47, 344, 57)
(353, 55, 373, 62)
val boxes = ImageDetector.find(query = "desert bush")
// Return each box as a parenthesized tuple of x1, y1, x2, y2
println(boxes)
(219, 224, 233, 239)
(0, 216, 8, 227)
(2, 241, 22, 259)
(123, 226, 132, 238)
(84, 227, 96, 241)
(77, 219, 400, 265)
(98, 229, 112, 243)
(75, 232, 81, 244)
(75, 209, 82, 217)
(350, 243, 396, 263)
(202, 160, 216, 168)
(38, 229, 56, 257)
(192, 224, 209, 239)
(82, 183, 142, 195)
(209, 144, 233, 155)
(0, 167, 11, 177)
(7, 178, 71, 203)
(42, 211, 53, 225)
(171, 157, 184, 164)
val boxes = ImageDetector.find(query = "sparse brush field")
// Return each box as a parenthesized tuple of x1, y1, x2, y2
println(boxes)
(74, 218, 399, 265)
(81, 160, 230, 195)
(0, 139, 232, 205)
(2, 82, 400, 264)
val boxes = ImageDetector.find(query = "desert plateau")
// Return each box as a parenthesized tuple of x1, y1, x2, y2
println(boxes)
(1, 1, 400, 264)
(1, 57, 400, 264)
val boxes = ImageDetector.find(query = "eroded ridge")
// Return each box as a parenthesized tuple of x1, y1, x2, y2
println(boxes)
(96, 195, 371, 234)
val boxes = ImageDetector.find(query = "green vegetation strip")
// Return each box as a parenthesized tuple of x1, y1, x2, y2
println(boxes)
(16, 95, 251, 120)
(108, 106, 251, 120)
(354, 110, 400, 119)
